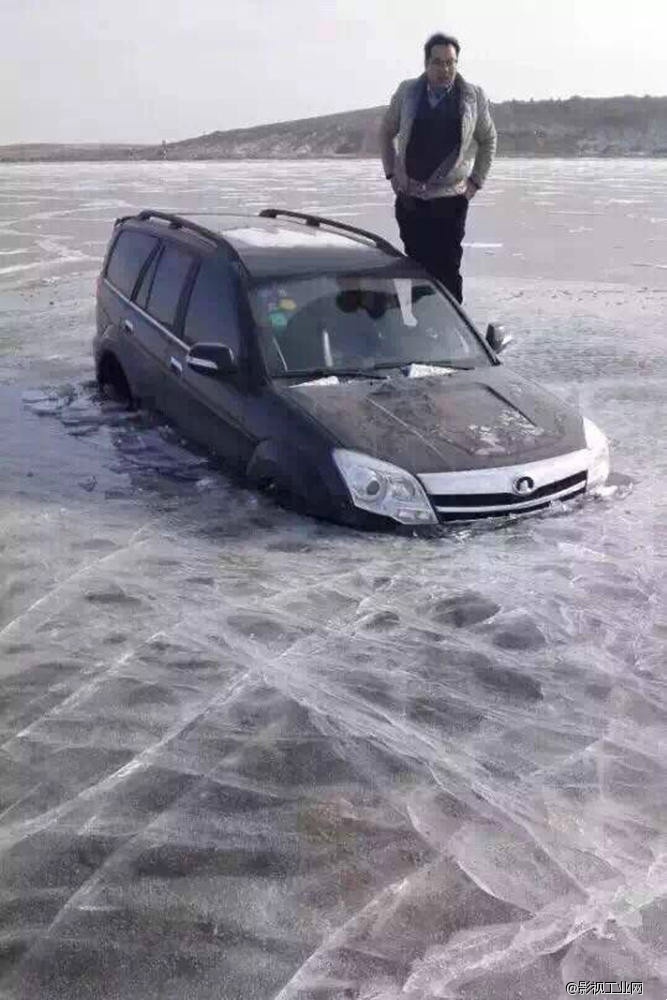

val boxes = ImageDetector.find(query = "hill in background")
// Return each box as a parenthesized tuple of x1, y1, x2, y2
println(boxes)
(2, 95, 666, 162)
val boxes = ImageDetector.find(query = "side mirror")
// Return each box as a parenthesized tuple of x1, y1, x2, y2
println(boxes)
(186, 342, 238, 377)
(486, 322, 513, 354)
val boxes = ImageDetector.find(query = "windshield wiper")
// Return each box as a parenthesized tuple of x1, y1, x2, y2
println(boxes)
(281, 368, 389, 381)
(399, 360, 475, 371)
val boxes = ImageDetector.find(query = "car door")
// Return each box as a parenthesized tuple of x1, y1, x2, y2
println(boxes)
(136, 239, 198, 414)
(101, 228, 164, 404)
(161, 254, 257, 470)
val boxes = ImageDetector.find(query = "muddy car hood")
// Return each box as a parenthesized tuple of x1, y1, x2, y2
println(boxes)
(283, 368, 586, 475)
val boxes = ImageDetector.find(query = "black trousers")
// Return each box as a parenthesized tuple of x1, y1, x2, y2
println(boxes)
(395, 193, 469, 303)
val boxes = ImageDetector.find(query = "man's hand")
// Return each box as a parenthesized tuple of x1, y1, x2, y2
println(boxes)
(464, 179, 479, 200)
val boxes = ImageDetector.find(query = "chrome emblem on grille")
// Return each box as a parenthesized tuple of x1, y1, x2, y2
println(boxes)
(513, 475, 536, 496)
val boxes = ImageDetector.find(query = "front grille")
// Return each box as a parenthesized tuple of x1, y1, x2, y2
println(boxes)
(430, 471, 587, 509)
(430, 470, 588, 520)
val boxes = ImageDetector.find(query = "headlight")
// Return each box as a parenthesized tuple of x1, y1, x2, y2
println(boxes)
(583, 417, 610, 489)
(333, 449, 437, 525)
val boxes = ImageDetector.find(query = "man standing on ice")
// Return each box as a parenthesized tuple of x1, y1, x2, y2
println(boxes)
(380, 32, 497, 303)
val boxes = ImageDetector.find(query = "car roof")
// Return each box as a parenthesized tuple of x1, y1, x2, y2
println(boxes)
(119, 209, 404, 280)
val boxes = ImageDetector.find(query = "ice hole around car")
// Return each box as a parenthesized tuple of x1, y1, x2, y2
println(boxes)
(94, 207, 610, 529)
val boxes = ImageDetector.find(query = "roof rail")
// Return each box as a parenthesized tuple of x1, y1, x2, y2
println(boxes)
(114, 209, 249, 272)
(258, 208, 403, 258)
(135, 209, 224, 247)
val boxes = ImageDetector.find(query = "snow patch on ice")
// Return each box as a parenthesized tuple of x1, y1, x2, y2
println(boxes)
(227, 226, 352, 248)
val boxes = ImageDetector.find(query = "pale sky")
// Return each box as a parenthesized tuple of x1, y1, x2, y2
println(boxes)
(3, 0, 666, 145)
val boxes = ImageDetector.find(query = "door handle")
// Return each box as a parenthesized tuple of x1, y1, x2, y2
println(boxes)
(169, 356, 183, 376)
(121, 319, 134, 334)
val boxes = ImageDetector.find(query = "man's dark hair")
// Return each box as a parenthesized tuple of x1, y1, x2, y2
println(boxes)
(424, 33, 460, 61)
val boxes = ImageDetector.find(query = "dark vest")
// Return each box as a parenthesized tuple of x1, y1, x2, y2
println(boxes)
(405, 78, 462, 183)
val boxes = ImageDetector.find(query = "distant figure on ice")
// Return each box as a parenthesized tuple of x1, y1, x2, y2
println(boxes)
(379, 32, 497, 303)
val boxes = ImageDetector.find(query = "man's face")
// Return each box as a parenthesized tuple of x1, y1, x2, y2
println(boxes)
(425, 43, 458, 88)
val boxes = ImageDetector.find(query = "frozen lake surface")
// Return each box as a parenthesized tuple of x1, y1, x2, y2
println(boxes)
(0, 160, 666, 999)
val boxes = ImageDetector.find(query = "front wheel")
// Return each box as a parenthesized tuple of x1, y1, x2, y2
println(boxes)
(97, 354, 134, 408)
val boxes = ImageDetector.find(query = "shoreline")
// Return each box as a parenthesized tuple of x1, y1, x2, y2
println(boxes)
(2, 152, 667, 164)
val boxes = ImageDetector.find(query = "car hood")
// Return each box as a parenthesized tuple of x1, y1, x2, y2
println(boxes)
(282, 368, 586, 474)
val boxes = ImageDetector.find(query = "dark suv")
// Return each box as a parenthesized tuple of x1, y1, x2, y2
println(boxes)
(94, 208, 609, 528)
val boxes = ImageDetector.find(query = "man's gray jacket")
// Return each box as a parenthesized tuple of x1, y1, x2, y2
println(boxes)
(379, 74, 497, 198)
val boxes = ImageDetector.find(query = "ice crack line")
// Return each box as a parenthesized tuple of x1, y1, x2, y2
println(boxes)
(0, 526, 156, 642)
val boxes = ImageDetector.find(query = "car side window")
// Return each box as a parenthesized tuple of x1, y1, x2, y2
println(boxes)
(182, 258, 240, 355)
(134, 246, 161, 310)
(105, 230, 158, 298)
(145, 244, 195, 329)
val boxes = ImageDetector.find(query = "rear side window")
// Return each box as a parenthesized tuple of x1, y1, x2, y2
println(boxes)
(182, 259, 240, 353)
(105, 230, 157, 297)
(134, 249, 161, 310)
(145, 244, 195, 329)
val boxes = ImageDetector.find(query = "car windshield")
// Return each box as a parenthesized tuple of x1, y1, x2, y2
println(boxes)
(249, 271, 491, 377)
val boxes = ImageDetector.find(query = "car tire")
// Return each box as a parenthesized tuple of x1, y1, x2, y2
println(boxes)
(272, 481, 309, 516)
(98, 354, 134, 408)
